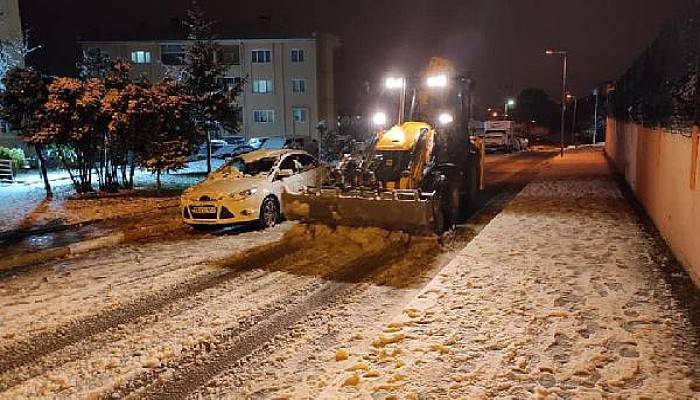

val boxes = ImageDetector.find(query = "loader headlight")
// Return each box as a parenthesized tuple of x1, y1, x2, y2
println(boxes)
(438, 113, 454, 126)
(373, 112, 388, 127)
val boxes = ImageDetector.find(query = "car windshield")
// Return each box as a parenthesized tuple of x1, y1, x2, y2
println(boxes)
(222, 156, 278, 176)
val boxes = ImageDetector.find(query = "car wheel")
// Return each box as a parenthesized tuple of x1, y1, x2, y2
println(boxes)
(259, 197, 280, 229)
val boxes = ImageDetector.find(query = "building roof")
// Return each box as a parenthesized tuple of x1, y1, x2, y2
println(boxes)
(77, 21, 316, 43)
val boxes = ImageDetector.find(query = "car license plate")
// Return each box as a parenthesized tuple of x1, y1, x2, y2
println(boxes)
(191, 206, 216, 214)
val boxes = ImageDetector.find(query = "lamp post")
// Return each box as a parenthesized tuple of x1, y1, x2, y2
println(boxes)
(546, 49, 568, 157)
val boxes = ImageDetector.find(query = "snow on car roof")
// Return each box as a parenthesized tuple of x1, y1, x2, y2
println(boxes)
(238, 148, 308, 163)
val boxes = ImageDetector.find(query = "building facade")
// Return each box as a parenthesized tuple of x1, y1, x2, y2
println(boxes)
(80, 34, 338, 140)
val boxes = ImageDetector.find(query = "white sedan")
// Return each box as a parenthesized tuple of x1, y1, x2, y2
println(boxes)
(180, 149, 324, 229)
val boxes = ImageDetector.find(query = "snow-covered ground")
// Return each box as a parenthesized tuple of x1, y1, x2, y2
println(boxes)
(320, 149, 700, 399)
(0, 159, 224, 234)
(1, 149, 697, 399)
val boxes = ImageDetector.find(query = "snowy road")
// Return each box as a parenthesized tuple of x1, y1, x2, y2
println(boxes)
(0, 151, 554, 399)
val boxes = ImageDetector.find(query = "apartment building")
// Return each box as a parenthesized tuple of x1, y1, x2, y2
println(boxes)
(80, 33, 339, 139)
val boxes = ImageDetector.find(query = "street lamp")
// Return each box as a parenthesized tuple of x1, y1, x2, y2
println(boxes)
(385, 76, 407, 123)
(546, 49, 568, 157)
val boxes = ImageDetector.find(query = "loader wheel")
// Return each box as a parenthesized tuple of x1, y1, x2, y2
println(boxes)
(434, 186, 459, 234)
(259, 197, 280, 229)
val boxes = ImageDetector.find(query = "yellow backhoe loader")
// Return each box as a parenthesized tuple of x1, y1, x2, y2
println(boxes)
(282, 58, 483, 234)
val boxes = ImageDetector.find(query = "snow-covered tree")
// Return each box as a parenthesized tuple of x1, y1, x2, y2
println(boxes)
(0, 67, 52, 197)
(0, 31, 41, 89)
(36, 77, 105, 193)
(140, 81, 198, 192)
(181, 1, 242, 174)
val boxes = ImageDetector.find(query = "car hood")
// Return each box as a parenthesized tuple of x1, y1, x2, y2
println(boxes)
(184, 174, 268, 200)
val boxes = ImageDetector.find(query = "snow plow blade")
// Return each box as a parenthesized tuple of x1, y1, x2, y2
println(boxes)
(282, 187, 437, 234)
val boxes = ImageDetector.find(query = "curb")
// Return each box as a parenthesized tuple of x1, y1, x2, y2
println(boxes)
(0, 223, 182, 274)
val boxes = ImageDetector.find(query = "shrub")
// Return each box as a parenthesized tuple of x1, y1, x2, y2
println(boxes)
(0, 146, 25, 172)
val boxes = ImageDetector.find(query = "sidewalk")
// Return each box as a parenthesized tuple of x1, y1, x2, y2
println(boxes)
(323, 148, 700, 399)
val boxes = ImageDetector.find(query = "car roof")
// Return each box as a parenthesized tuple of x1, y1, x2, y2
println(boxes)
(238, 148, 309, 162)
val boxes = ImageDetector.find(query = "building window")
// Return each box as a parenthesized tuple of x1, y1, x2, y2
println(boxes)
(292, 79, 306, 94)
(292, 108, 308, 122)
(161, 44, 184, 65)
(130, 50, 152, 64)
(217, 77, 242, 90)
(216, 45, 240, 65)
(251, 49, 272, 63)
(291, 49, 304, 63)
(254, 110, 274, 123)
(252, 79, 273, 94)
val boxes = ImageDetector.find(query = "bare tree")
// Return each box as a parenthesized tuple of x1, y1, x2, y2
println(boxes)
(0, 29, 41, 88)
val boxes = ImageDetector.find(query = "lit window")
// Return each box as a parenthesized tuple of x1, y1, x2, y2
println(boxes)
(292, 108, 307, 122)
(254, 110, 274, 123)
(253, 79, 273, 94)
(251, 50, 272, 63)
(291, 49, 304, 63)
(292, 79, 306, 94)
(130, 50, 152, 64)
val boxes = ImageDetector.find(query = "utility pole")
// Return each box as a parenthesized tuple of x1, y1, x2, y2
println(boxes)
(546, 50, 568, 157)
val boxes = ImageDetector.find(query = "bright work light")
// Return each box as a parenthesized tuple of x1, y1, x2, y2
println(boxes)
(426, 75, 448, 88)
(438, 113, 454, 125)
(372, 111, 388, 126)
(385, 77, 405, 90)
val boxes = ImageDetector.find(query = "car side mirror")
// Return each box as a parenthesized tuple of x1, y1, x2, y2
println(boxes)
(277, 168, 294, 179)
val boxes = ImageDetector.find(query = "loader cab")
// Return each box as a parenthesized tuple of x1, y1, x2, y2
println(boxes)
(373, 122, 435, 189)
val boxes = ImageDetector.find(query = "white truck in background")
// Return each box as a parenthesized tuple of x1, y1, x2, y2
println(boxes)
(483, 120, 526, 153)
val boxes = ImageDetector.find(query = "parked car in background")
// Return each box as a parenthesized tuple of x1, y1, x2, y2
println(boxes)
(247, 136, 289, 150)
(248, 137, 268, 149)
(199, 139, 228, 155)
(189, 139, 228, 161)
(180, 149, 324, 229)
(213, 144, 255, 160)
(222, 136, 246, 146)
(260, 136, 287, 150)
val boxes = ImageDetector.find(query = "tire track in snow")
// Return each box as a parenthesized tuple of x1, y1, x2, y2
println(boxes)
(0, 240, 304, 375)
(117, 241, 412, 400)
(0, 268, 288, 392)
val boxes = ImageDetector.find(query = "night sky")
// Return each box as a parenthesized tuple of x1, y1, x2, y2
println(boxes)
(20, 0, 690, 112)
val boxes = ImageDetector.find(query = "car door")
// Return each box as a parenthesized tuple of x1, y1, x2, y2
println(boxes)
(295, 154, 320, 186)
(275, 154, 304, 194)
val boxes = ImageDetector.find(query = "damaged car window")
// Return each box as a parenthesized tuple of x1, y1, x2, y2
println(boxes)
(223, 156, 278, 176)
